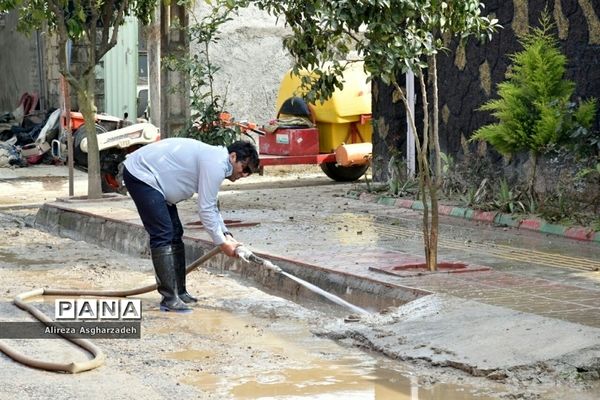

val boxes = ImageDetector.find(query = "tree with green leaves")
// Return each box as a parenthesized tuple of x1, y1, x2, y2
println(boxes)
(252, 0, 498, 271)
(0, 0, 156, 199)
(472, 12, 597, 196)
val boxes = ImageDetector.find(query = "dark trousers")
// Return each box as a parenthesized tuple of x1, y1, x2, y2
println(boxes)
(123, 166, 183, 249)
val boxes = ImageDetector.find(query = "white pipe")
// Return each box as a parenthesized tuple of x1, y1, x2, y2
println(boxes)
(406, 71, 416, 178)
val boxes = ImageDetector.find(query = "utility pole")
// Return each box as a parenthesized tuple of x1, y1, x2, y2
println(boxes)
(158, 3, 190, 138)
(406, 71, 416, 178)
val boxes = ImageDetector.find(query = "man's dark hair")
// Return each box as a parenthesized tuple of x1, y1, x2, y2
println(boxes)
(227, 141, 260, 172)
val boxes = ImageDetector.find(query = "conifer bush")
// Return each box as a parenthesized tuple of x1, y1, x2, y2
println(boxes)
(471, 13, 597, 190)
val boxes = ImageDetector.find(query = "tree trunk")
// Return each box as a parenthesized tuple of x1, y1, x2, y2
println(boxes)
(416, 71, 438, 271)
(394, 73, 438, 272)
(421, 167, 432, 269)
(429, 56, 441, 272)
(78, 71, 102, 199)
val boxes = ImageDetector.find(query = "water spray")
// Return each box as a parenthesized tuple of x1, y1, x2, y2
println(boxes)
(235, 246, 370, 316)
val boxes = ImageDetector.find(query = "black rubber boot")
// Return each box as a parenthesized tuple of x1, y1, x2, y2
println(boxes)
(173, 243, 198, 304)
(151, 245, 191, 313)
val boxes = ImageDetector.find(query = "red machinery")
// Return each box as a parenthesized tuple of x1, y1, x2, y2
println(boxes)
(238, 62, 374, 182)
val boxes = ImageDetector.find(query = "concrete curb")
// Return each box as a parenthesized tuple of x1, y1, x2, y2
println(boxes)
(347, 190, 600, 243)
(34, 202, 428, 312)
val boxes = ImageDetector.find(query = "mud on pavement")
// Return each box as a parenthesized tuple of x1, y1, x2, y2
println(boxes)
(1, 166, 600, 399)
(0, 213, 596, 400)
(0, 211, 509, 400)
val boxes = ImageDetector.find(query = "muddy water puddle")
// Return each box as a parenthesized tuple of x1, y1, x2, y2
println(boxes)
(226, 365, 492, 400)
(160, 309, 498, 400)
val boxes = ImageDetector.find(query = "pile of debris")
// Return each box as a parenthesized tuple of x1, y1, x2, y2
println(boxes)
(0, 93, 61, 168)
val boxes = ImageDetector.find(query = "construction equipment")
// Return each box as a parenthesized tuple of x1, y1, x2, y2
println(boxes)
(258, 62, 373, 182)
(51, 112, 160, 193)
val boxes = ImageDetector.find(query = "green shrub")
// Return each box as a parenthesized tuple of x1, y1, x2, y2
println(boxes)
(471, 13, 597, 158)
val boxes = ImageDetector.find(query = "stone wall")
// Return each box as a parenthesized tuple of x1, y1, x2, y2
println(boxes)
(372, 0, 600, 181)
(44, 35, 104, 114)
(44, 34, 61, 110)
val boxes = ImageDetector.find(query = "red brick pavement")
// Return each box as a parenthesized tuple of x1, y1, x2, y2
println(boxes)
(288, 246, 600, 328)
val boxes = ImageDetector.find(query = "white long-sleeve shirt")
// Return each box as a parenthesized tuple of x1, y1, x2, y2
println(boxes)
(123, 138, 231, 245)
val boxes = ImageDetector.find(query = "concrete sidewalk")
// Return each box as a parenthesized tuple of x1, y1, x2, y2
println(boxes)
(3, 165, 600, 381)
(31, 177, 600, 328)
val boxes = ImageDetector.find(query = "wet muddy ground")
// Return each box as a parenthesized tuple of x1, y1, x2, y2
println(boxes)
(1, 165, 599, 399)
(0, 211, 510, 400)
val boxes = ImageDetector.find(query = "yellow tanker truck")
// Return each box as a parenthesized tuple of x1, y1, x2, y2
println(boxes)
(258, 62, 373, 181)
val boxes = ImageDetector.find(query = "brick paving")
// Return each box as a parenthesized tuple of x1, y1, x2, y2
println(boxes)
(379, 271, 600, 328)
(252, 230, 600, 328)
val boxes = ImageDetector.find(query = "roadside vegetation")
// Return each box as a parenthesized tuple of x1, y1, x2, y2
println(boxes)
(374, 14, 600, 232)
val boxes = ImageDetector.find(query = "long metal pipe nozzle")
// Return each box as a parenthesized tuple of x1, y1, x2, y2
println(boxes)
(235, 246, 282, 272)
(234, 246, 369, 316)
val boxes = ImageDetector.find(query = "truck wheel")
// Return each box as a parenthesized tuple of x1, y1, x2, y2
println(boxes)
(73, 123, 108, 167)
(320, 162, 368, 182)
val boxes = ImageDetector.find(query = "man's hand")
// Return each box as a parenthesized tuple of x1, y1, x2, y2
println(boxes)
(220, 237, 240, 257)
